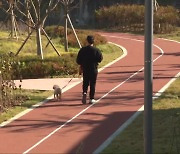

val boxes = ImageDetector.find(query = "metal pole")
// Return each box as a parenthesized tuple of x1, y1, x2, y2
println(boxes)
(67, 14, 82, 48)
(144, 0, 153, 153)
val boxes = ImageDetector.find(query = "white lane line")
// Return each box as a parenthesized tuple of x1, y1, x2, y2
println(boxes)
(94, 72, 180, 154)
(0, 80, 83, 128)
(23, 42, 127, 154)
(0, 42, 125, 128)
(98, 42, 127, 72)
(94, 34, 165, 154)
(94, 105, 144, 154)
(102, 34, 164, 62)
(94, 71, 180, 154)
(24, 36, 163, 153)
(158, 38, 180, 43)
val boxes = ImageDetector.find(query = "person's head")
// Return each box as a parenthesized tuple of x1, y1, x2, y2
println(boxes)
(87, 35, 94, 45)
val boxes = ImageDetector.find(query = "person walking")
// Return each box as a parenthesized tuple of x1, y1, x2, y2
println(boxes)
(76, 35, 103, 104)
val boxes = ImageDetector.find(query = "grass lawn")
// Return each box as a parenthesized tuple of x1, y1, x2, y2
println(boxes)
(155, 27, 180, 42)
(0, 90, 52, 124)
(101, 30, 180, 153)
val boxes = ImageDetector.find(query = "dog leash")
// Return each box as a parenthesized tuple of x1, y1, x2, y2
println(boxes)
(61, 78, 73, 90)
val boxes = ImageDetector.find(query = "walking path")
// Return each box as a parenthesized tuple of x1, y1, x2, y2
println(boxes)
(0, 32, 179, 153)
(14, 77, 82, 91)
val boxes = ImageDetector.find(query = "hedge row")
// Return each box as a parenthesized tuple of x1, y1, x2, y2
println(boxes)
(45, 26, 107, 47)
(95, 4, 180, 33)
(17, 54, 79, 79)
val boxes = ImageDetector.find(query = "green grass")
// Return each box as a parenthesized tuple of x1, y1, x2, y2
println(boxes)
(102, 32, 180, 153)
(98, 43, 123, 68)
(155, 27, 180, 42)
(0, 31, 65, 56)
(0, 90, 52, 124)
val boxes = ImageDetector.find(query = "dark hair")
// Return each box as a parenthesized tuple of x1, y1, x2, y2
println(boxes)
(87, 35, 94, 44)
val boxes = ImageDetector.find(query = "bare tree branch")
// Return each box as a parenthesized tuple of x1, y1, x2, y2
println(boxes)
(40, 0, 60, 26)
(30, 0, 38, 20)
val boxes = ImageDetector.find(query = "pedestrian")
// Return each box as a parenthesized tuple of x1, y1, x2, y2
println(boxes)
(76, 35, 103, 104)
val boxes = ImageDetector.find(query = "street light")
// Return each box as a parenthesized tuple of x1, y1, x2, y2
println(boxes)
(144, 0, 153, 153)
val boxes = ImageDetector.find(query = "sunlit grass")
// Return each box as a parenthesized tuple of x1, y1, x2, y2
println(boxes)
(155, 27, 180, 42)
(0, 90, 52, 124)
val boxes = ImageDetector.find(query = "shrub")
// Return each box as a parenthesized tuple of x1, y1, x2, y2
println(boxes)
(18, 54, 79, 79)
(45, 26, 107, 47)
(95, 5, 145, 32)
(95, 4, 179, 34)
(154, 6, 180, 33)
(0, 52, 25, 112)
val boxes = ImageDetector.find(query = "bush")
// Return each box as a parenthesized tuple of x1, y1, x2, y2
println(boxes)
(0, 52, 25, 112)
(45, 26, 107, 47)
(18, 54, 79, 79)
(95, 4, 180, 34)
(154, 6, 180, 33)
(95, 5, 145, 32)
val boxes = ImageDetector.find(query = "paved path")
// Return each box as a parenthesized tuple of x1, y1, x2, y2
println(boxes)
(14, 77, 82, 91)
(0, 32, 179, 153)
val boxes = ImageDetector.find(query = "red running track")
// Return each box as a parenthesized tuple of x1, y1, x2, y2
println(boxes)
(0, 32, 179, 153)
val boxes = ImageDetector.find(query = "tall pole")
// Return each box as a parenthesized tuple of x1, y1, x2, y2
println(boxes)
(144, 0, 153, 153)
(67, 14, 82, 48)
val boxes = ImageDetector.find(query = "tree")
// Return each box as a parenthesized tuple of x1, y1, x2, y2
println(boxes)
(154, 0, 159, 11)
(60, 0, 81, 52)
(15, 0, 61, 59)
(0, 0, 20, 39)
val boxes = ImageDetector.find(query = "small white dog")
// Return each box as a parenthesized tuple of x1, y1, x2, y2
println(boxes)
(53, 85, 62, 101)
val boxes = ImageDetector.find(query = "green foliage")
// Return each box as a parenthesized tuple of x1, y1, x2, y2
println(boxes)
(14, 43, 122, 79)
(17, 54, 79, 79)
(95, 4, 180, 34)
(0, 52, 25, 112)
(95, 5, 145, 32)
(45, 26, 107, 47)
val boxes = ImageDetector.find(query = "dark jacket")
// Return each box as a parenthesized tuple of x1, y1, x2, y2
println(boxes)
(76, 45, 103, 73)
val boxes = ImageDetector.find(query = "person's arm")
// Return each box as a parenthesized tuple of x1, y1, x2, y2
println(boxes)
(96, 49, 103, 63)
(76, 48, 84, 75)
(76, 48, 83, 65)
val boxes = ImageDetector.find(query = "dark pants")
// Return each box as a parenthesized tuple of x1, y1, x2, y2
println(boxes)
(82, 70, 97, 99)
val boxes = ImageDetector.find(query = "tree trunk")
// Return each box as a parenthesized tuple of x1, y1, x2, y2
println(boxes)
(10, 4, 14, 38)
(79, 0, 83, 25)
(26, 0, 31, 35)
(64, 15, 68, 52)
(36, 27, 43, 59)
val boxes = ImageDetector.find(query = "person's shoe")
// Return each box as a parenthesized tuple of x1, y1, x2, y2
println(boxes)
(82, 93, 87, 104)
(89, 99, 96, 104)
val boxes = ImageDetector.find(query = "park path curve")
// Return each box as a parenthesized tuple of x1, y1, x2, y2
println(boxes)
(0, 32, 179, 153)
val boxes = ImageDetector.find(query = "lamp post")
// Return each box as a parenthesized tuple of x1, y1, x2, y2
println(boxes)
(144, 0, 153, 153)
